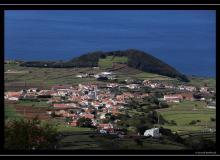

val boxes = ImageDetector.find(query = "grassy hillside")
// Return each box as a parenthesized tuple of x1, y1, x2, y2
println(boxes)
(188, 76, 216, 88)
(19, 49, 189, 82)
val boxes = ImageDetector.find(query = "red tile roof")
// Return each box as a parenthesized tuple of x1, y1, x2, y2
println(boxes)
(5, 92, 22, 98)
(81, 114, 94, 119)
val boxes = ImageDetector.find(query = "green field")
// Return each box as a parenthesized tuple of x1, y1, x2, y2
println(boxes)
(188, 76, 216, 88)
(132, 72, 172, 80)
(98, 56, 128, 69)
(5, 63, 104, 91)
(5, 62, 178, 91)
(4, 103, 22, 120)
(157, 101, 216, 133)
(16, 100, 49, 108)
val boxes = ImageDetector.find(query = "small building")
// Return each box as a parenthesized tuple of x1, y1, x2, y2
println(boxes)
(81, 113, 95, 119)
(70, 120, 79, 127)
(5, 91, 23, 101)
(98, 123, 114, 130)
(126, 84, 140, 89)
(207, 101, 216, 109)
(100, 129, 108, 134)
(181, 92, 194, 101)
(200, 87, 209, 93)
(185, 86, 197, 92)
(164, 94, 183, 103)
(27, 88, 39, 93)
(101, 72, 112, 75)
(88, 91, 97, 100)
(144, 128, 161, 138)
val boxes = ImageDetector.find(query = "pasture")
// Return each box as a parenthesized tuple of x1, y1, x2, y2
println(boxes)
(98, 56, 128, 69)
(5, 63, 103, 91)
(156, 101, 216, 133)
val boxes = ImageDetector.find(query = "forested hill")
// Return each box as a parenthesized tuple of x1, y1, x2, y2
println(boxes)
(20, 49, 189, 82)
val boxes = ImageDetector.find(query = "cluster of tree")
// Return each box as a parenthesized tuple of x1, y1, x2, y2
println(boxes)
(125, 96, 169, 112)
(159, 127, 184, 144)
(77, 117, 95, 128)
(116, 110, 167, 135)
(5, 117, 58, 150)
(20, 49, 189, 82)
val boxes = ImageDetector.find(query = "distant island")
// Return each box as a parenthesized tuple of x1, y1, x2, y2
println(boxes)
(19, 49, 189, 82)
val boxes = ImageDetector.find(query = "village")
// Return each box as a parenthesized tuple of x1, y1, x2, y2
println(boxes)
(4, 70, 216, 138)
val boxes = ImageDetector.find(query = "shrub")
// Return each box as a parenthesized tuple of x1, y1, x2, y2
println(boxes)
(170, 120, 177, 126)
(210, 117, 216, 122)
(189, 120, 197, 125)
(77, 117, 93, 128)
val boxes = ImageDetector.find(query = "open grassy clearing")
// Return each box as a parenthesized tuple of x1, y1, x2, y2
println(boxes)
(4, 103, 23, 120)
(156, 101, 216, 133)
(98, 56, 128, 69)
(16, 100, 50, 108)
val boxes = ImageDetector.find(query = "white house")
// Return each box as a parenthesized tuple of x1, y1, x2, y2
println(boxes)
(101, 72, 112, 75)
(144, 128, 161, 138)
(27, 88, 38, 93)
(185, 86, 196, 92)
(126, 84, 140, 89)
(207, 101, 216, 109)
(8, 97, 19, 101)
(100, 129, 108, 134)
(99, 113, 106, 120)
(164, 94, 183, 103)
(88, 91, 97, 99)
(200, 87, 209, 93)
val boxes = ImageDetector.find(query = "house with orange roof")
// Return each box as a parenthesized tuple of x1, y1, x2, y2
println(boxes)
(5, 91, 23, 101)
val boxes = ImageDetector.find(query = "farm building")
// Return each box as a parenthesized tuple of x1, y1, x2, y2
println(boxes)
(70, 120, 79, 127)
(180, 92, 194, 101)
(164, 94, 183, 103)
(4, 91, 23, 101)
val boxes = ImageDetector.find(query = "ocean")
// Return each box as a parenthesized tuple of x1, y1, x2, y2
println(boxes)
(4, 10, 216, 77)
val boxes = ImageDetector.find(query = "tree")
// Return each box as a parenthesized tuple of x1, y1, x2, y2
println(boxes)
(189, 120, 197, 125)
(160, 102, 169, 108)
(136, 124, 151, 135)
(77, 117, 93, 128)
(210, 117, 216, 122)
(65, 117, 72, 123)
(5, 117, 58, 150)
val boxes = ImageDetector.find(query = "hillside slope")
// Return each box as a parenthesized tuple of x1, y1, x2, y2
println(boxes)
(20, 49, 189, 82)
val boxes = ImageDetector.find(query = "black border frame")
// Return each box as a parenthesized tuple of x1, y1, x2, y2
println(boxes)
(0, 4, 218, 156)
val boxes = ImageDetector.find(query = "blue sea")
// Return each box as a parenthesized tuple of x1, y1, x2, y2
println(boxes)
(4, 10, 216, 77)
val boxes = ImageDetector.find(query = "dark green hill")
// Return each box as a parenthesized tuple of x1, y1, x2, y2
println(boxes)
(20, 49, 189, 82)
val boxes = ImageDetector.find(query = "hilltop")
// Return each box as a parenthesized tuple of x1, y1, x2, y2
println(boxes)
(20, 49, 189, 82)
